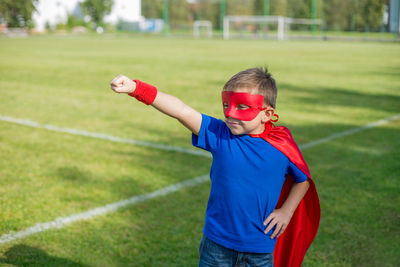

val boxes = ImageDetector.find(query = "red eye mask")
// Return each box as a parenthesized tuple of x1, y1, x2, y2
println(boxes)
(222, 91, 266, 121)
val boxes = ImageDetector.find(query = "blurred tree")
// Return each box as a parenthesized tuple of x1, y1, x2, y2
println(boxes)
(142, 0, 163, 18)
(287, 0, 309, 18)
(196, 0, 219, 28)
(322, 0, 385, 31)
(169, 0, 190, 26)
(132, 0, 386, 32)
(363, 0, 385, 31)
(253, 0, 263, 15)
(80, 0, 113, 27)
(227, 0, 254, 16)
(323, 0, 356, 31)
(350, 0, 366, 31)
(271, 0, 287, 16)
(66, 14, 87, 30)
(0, 0, 38, 28)
(142, 0, 189, 27)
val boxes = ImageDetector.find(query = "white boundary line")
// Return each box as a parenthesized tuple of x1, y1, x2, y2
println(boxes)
(0, 175, 209, 245)
(0, 113, 399, 245)
(0, 116, 211, 158)
(300, 113, 400, 149)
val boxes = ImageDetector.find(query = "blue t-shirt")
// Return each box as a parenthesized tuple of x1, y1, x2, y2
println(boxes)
(192, 114, 308, 253)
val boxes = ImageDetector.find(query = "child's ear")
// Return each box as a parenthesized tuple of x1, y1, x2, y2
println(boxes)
(261, 108, 275, 123)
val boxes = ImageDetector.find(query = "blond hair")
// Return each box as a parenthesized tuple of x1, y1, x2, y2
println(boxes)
(223, 67, 278, 108)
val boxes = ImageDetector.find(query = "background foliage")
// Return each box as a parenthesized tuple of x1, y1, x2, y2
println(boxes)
(0, 0, 38, 28)
(80, 0, 113, 27)
(141, 0, 389, 31)
(0, 0, 392, 32)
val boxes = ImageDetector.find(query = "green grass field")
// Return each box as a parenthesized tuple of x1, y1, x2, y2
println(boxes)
(0, 35, 399, 266)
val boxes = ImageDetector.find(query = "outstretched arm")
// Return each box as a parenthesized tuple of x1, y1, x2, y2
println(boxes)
(263, 180, 310, 239)
(110, 74, 202, 135)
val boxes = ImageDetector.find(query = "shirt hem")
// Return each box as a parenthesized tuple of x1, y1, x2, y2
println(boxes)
(204, 230, 276, 254)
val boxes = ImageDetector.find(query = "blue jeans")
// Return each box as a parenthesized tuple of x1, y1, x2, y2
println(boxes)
(198, 236, 274, 267)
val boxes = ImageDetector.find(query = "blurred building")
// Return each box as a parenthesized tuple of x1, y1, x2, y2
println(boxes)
(32, 0, 142, 32)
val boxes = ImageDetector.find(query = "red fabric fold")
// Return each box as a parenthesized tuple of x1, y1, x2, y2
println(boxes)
(250, 122, 320, 267)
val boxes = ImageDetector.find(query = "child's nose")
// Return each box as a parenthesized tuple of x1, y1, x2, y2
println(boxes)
(225, 105, 235, 118)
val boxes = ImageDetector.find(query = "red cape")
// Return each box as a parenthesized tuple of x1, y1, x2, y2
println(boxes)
(250, 122, 320, 267)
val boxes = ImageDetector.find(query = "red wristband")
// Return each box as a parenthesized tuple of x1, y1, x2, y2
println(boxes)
(128, 80, 158, 105)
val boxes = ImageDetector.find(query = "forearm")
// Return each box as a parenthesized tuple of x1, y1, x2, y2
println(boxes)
(110, 75, 202, 135)
(280, 180, 310, 216)
(263, 180, 310, 238)
(152, 91, 202, 135)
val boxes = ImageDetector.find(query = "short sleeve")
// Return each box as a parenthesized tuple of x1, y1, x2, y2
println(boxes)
(287, 161, 308, 183)
(192, 114, 225, 153)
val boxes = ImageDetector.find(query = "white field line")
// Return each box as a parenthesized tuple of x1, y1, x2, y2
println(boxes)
(299, 113, 400, 149)
(0, 113, 399, 245)
(0, 116, 211, 158)
(0, 175, 209, 245)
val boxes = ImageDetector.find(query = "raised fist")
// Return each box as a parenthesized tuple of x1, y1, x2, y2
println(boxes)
(110, 74, 136, 94)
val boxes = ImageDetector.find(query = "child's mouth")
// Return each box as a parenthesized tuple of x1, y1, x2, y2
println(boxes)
(225, 120, 240, 127)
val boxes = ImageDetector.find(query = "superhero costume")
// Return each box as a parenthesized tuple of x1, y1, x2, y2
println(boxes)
(192, 114, 320, 267)
(200, 91, 320, 266)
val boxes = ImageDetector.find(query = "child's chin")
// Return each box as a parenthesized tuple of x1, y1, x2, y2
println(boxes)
(229, 127, 245, 135)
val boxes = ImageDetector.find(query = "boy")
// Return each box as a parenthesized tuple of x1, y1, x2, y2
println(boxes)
(110, 67, 320, 267)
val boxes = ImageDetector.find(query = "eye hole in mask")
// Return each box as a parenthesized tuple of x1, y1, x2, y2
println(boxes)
(222, 91, 266, 121)
(223, 103, 250, 110)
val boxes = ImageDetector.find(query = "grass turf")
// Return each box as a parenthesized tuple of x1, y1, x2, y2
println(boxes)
(0, 35, 399, 266)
